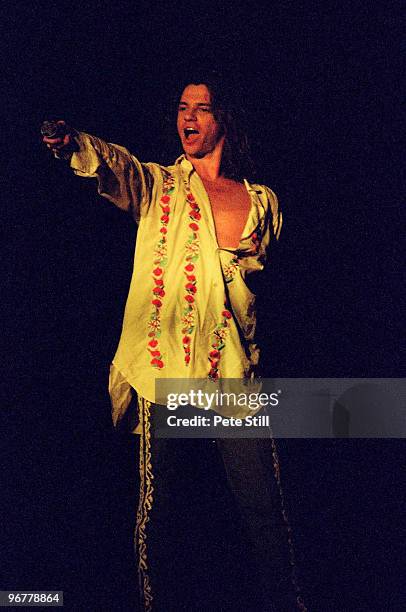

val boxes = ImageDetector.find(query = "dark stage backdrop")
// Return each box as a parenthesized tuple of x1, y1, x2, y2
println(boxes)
(2, 1, 404, 611)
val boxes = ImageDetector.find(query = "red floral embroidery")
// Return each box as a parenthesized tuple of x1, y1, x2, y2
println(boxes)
(223, 256, 239, 284)
(208, 306, 233, 381)
(147, 173, 175, 369)
(250, 229, 261, 254)
(181, 189, 201, 365)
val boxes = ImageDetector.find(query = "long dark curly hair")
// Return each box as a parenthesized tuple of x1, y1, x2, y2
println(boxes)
(168, 69, 256, 182)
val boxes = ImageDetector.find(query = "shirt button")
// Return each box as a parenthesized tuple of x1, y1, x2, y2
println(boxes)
(213, 282, 217, 287)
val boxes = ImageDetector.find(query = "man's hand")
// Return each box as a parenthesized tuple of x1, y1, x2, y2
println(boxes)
(41, 120, 78, 159)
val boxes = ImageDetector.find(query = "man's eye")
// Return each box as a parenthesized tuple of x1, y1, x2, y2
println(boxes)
(177, 106, 211, 113)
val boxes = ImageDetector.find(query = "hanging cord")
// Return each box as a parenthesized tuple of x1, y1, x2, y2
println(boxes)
(134, 397, 154, 611)
(269, 428, 308, 611)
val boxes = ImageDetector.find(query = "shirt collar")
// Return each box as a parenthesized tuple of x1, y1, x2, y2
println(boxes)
(244, 179, 263, 195)
(175, 154, 194, 174)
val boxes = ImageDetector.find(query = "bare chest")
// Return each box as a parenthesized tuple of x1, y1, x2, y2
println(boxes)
(202, 180, 251, 248)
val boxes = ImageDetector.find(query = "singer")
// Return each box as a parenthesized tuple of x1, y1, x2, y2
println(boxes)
(43, 72, 306, 612)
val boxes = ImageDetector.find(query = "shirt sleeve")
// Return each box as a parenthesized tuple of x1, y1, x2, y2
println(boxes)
(255, 186, 282, 269)
(70, 132, 156, 223)
(237, 185, 282, 294)
(265, 186, 283, 242)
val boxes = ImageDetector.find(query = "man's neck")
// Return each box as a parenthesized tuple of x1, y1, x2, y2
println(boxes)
(185, 139, 225, 182)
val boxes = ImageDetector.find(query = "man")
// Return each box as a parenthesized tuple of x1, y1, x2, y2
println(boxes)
(43, 74, 306, 611)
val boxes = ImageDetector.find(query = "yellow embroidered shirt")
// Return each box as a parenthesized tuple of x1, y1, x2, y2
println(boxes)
(70, 133, 282, 422)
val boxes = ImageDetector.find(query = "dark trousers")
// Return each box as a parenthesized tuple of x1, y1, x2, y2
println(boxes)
(135, 400, 306, 612)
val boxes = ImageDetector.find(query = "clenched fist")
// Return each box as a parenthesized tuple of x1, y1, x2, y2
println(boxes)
(41, 120, 79, 159)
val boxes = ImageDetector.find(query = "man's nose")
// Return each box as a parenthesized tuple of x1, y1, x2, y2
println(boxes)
(184, 108, 197, 121)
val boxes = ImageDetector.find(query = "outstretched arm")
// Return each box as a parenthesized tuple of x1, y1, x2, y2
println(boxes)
(42, 120, 155, 222)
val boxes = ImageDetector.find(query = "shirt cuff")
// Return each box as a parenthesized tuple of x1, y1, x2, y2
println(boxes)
(70, 132, 101, 176)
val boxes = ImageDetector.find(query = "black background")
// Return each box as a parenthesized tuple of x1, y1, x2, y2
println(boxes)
(2, 1, 404, 610)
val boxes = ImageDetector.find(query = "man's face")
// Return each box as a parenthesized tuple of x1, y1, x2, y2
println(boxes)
(177, 84, 224, 158)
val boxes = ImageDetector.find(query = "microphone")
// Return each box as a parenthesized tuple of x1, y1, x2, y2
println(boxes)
(41, 120, 68, 139)
(41, 121, 79, 158)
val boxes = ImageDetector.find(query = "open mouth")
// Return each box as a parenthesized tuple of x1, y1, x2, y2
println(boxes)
(184, 128, 199, 139)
